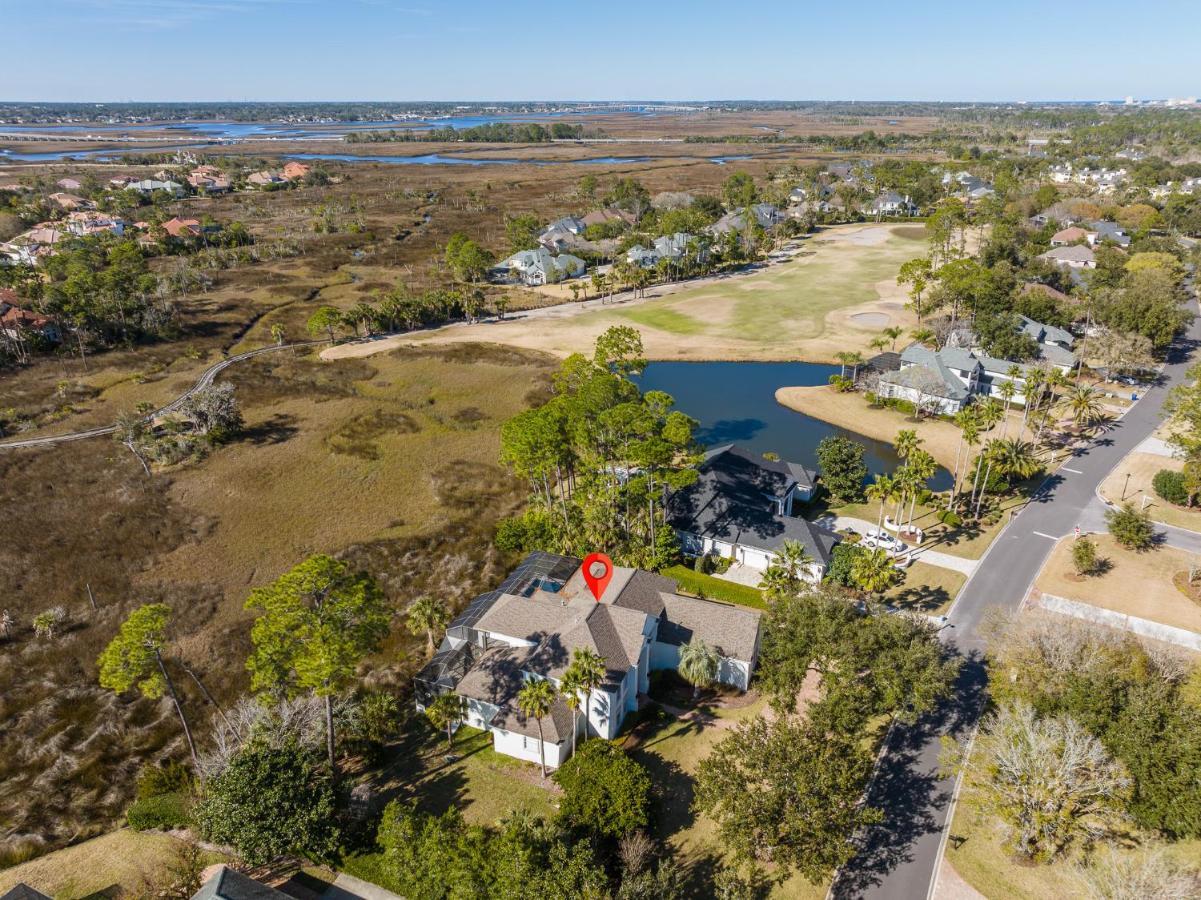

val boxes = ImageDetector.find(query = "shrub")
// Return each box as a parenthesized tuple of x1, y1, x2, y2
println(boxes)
(824, 543, 866, 589)
(1106, 502, 1156, 551)
(938, 509, 963, 528)
(127, 791, 192, 831)
(136, 760, 192, 800)
(1152, 469, 1191, 507)
(1071, 537, 1099, 576)
(553, 740, 652, 839)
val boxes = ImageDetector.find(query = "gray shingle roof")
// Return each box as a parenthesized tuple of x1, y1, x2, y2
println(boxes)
(1039, 245, 1096, 264)
(667, 447, 839, 564)
(2, 886, 52, 900)
(191, 868, 288, 900)
(656, 593, 761, 662)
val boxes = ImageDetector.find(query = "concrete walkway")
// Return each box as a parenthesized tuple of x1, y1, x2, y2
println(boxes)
(816, 515, 979, 577)
(323, 873, 404, 900)
(1135, 435, 1175, 457)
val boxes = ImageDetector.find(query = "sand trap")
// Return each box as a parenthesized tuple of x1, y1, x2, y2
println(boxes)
(849, 311, 891, 327)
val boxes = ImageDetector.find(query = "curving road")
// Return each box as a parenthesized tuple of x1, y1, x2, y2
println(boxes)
(0, 339, 328, 450)
(832, 302, 1201, 899)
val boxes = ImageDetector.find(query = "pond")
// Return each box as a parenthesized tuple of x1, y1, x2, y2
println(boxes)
(632, 361, 953, 490)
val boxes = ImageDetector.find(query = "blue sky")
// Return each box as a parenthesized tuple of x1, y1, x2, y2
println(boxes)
(7, 0, 1199, 103)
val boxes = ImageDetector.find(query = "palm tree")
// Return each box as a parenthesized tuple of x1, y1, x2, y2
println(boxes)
(894, 464, 924, 535)
(270, 323, 286, 347)
(1060, 385, 1104, 430)
(869, 336, 889, 353)
(976, 397, 1004, 434)
(850, 547, 901, 597)
(975, 438, 1039, 519)
(910, 327, 936, 347)
(904, 449, 937, 530)
(1021, 369, 1046, 432)
(406, 596, 450, 654)
(759, 539, 811, 599)
(559, 670, 585, 759)
(866, 474, 898, 531)
(894, 428, 920, 462)
(997, 376, 1018, 437)
(678, 638, 720, 700)
(564, 647, 605, 741)
(517, 678, 557, 778)
(426, 691, 466, 752)
(882, 326, 904, 350)
(950, 411, 980, 510)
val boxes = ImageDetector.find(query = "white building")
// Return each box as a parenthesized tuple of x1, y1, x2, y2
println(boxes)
(416, 552, 762, 768)
(496, 247, 586, 286)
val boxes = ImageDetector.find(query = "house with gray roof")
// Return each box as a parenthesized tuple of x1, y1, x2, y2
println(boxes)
(1018, 315, 1076, 371)
(2, 885, 51, 900)
(494, 247, 585, 285)
(708, 203, 781, 236)
(625, 232, 702, 268)
(1086, 220, 1131, 247)
(867, 191, 918, 217)
(879, 343, 1038, 414)
(1038, 244, 1097, 270)
(190, 867, 288, 900)
(415, 551, 761, 769)
(666, 445, 836, 579)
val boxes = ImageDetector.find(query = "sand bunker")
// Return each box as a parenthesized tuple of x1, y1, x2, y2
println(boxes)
(849, 311, 891, 327)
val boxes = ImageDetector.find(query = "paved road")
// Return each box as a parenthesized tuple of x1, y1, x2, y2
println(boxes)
(833, 306, 1201, 900)
(0, 339, 328, 450)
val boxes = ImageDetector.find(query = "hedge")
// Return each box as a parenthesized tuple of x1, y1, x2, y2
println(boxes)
(661, 565, 767, 610)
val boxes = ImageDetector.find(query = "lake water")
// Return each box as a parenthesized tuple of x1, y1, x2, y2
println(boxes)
(633, 361, 953, 489)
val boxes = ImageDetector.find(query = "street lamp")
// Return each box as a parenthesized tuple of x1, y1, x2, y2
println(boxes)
(1121, 472, 1131, 501)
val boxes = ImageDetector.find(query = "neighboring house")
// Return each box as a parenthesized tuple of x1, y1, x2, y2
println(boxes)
(1021, 281, 1073, 306)
(109, 175, 138, 189)
(878, 343, 1035, 414)
(626, 232, 699, 268)
(162, 216, 203, 239)
(0, 290, 60, 343)
(667, 444, 836, 580)
(708, 203, 781, 236)
(1017, 315, 1076, 370)
(495, 247, 585, 285)
(191, 865, 290, 900)
(48, 192, 91, 210)
(188, 169, 232, 193)
(1086, 220, 1131, 247)
(66, 211, 124, 237)
(128, 179, 184, 196)
(55, 177, 82, 190)
(247, 171, 287, 188)
(1038, 244, 1097, 270)
(415, 552, 762, 768)
(865, 191, 917, 217)
(1050, 226, 1094, 246)
(4, 224, 67, 264)
(943, 171, 995, 201)
(281, 161, 311, 181)
(538, 224, 584, 253)
(1031, 202, 1080, 228)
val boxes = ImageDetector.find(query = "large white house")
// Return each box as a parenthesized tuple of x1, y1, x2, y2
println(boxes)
(416, 552, 762, 769)
(494, 247, 586, 286)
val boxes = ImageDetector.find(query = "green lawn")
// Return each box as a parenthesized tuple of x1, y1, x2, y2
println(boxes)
(661, 565, 767, 609)
(885, 561, 965, 614)
(619, 306, 707, 335)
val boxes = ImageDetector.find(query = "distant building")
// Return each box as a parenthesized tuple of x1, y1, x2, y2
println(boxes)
(281, 161, 311, 181)
(865, 191, 918, 217)
(48, 192, 91, 210)
(1038, 244, 1097, 270)
(128, 179, 184, 197)
(495, 247, 585, 285)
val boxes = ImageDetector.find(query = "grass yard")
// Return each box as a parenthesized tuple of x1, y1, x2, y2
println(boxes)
(947, 770, 1201, 900)
(336, 223, 928, 365)
(1098, 450, 1201, 532)
(885, 561, 965, 614)
(623, 698, 827, 899)
(1035, 534, 1201, 635)
(661, 565, 768, 609)
(0, 829, 223, 897)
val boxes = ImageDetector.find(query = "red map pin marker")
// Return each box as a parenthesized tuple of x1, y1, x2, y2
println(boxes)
(581, 552, 614, 602)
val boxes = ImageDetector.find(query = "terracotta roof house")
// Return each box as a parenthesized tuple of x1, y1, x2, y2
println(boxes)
(1050, 226, 1094, 246)
(162, 217, 203, 239)
(190, 866, 289, 900)
(66, 210, 124, 237)
(667, 444, 835, 579)
(0, 292, 60, 343)
(415, 551, 762, 769)
(1038, 244, 1097, 270)
(281, 161, 311, 181)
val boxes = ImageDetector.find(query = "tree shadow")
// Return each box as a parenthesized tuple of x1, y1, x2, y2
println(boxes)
(241, 412, 300, 445)
(887, 584, 952, 612)
(831, 652, 988, 897)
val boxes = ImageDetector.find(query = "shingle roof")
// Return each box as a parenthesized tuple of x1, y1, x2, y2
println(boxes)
(657, 593, 761, 661)
(1039, 245, 1096, 263)
(667, 448, 839, 564)
(2, 885, 52, 900)
(191, 867, 288, 900)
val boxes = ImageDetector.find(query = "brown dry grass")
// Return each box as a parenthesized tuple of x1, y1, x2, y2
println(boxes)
(1036, 534, 1201, 634)
(0, 343, 555, 860)
(1098, 450, 1201, 532)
